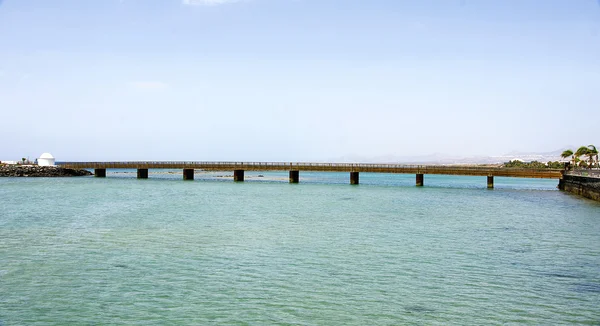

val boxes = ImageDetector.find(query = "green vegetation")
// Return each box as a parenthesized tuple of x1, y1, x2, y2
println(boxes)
(561, 149, 574, 166)
(586, 145, 598, 168)
(17, 157, 33, 165)
(562, 144, 598, 169)
(508, 145, 599, 170)
(503, 160, 564, 169)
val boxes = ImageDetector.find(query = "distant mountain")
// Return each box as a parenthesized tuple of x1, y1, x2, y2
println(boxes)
(330, 148, 571, 165)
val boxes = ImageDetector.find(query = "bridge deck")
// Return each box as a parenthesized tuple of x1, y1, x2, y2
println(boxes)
(59, 162, 563, 179)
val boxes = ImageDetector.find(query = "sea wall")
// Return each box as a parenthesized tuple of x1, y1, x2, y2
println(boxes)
(0, 165, 92, 177)
(559, 174, 600, 202)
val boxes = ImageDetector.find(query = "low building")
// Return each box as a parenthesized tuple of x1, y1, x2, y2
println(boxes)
(38, 153, 56, 166)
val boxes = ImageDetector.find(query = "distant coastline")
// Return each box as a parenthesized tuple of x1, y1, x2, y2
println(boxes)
(0, 165, 92, 177)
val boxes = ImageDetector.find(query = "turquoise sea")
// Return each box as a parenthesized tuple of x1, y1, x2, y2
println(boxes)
(1, 171, 599, 325)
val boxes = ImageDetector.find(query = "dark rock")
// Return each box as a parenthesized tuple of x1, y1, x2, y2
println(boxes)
(0, 165, 93, 177)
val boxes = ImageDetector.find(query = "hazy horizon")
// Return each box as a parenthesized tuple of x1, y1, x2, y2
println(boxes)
(1, 0, 599, 161)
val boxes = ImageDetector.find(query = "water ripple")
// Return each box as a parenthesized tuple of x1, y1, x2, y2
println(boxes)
(1, 176, 599, 324)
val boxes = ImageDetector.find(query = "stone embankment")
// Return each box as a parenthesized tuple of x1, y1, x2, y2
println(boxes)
(0, 165, 92, 177)
(559, 174, 600, 202)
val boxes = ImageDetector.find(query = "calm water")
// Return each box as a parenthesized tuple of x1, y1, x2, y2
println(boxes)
(1, 171, 599, 325)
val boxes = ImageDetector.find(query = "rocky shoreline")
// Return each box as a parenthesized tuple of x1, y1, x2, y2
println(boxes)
(0, 165, 93, 177)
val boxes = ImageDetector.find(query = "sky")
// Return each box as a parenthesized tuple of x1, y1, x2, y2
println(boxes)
(0, 0, 599, 162)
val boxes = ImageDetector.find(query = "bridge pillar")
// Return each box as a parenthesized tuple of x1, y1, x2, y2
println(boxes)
(234, 170, 245, 182)
(289, 170, 299, 183)
(183, 169, 194, 180)
(137, 168, 149, 179)
(416, 174, 424, 186)
(558, 178, 565, 190)
(487, 176, 494, 189)
(350, 172, 359, 185)
(95, 168, 106, 178)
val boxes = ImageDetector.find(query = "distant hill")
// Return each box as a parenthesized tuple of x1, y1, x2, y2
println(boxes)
(331, 148, 571, 165)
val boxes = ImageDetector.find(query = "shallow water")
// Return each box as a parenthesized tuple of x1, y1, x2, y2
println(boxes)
(1, 172, 599, 324)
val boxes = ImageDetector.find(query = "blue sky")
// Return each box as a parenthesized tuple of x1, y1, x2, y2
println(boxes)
(1, 0, 599, 161)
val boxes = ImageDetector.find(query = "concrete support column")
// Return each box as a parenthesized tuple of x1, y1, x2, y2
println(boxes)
(289, 170, 299, 183)
(487, 176, 494, 189)
(183, 168, 194, 180)
(95, 168, 106, 178)
(234, 170, 245, 182)
(416, 174, 424, 186)
(137, 168, 149, 179)
(558, 178, 565, 191)
(350, 172, 359, 185)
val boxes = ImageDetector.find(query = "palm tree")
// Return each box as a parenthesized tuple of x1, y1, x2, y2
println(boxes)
(588, 145, 598, 169)
(575, 146, 591, 169)
(561, 149, 574, 169)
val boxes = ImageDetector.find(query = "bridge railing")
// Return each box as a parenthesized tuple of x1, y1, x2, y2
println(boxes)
(57, 161, 563, 178)
(566, 170, 600, 178)
(60, 161, 506, 169)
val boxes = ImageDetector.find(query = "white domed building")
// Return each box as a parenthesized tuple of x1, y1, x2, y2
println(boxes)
(38, 153, 56, 166)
